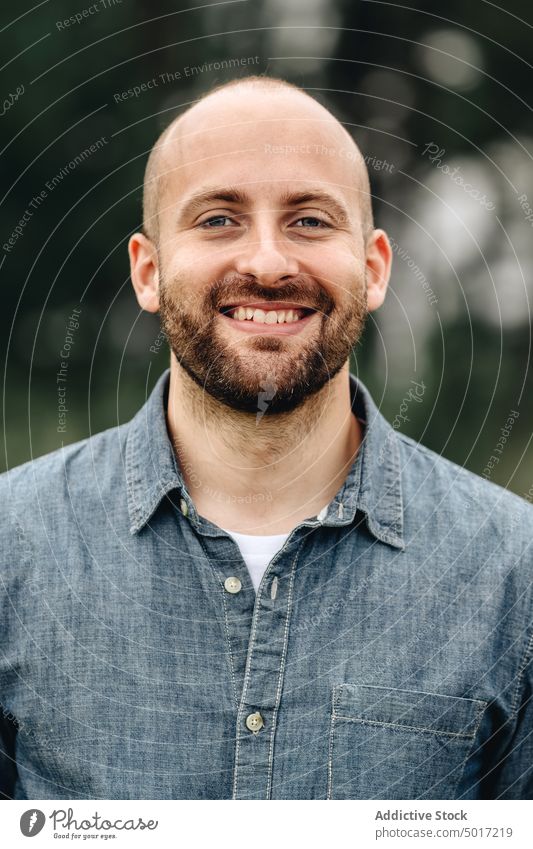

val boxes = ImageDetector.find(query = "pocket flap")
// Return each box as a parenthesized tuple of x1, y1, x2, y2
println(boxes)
(333, 684, 485, 739)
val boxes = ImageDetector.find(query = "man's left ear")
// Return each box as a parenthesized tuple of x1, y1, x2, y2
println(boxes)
(365, 229, 392, 312)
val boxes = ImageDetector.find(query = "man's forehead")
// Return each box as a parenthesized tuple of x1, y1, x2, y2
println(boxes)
(155, 98, 361, 208)
(159, 87, 361, 175)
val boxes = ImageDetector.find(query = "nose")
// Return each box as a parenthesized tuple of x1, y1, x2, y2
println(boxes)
(234, 223, 299, 285)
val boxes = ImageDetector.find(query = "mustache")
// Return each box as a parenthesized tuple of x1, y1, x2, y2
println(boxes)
(207, 273, 334, 314)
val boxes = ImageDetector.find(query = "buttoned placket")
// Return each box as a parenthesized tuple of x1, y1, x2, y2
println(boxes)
(182, 491, 324, 799)
(175, 471, 373, 798)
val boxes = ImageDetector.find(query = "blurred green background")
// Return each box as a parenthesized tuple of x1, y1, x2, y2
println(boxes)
(1, 0, 532, 499)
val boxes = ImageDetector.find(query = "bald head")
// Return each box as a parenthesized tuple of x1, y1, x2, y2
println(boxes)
(142, 75, 374, 244)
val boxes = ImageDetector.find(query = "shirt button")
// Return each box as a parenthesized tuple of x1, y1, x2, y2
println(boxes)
(179, 498, 188, 517)
(245, 711, 264, 732)
(224, 576, 242, 594)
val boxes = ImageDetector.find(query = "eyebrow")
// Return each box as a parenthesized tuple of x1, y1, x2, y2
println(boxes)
(177, 187, 249, 222)
(177, 185, 350, 224)
(279, 190, 350, 224)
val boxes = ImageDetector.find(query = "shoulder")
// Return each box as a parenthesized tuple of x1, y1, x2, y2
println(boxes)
(0, 423, 128, 516)
(0, 423, 133, 608)
(395, 429, 533, 553)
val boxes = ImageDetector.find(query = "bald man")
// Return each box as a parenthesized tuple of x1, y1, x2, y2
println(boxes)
(1, 76, 533, 801)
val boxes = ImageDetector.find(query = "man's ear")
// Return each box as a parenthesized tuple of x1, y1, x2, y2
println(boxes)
(365, 229, 392, 312)
(129, 232, 160, 313)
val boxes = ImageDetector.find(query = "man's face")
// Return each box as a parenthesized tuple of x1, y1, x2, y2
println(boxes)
(155, 90, 371, 415)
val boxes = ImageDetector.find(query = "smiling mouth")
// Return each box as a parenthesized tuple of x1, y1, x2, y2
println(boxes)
(218, 303, 316, 325)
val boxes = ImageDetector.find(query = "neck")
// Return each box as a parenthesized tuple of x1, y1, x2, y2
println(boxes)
(166, 355, 362, 534)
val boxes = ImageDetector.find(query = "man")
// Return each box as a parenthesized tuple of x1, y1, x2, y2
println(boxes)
(1, 76, 532, 800)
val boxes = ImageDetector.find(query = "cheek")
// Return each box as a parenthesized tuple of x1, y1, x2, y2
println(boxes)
(159, 236, 230, 286)
(316, 254, 366, 306)
(311, 239, 365, 280)
(159, 265, 217, 317)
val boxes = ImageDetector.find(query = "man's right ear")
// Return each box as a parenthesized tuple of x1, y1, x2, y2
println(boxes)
(128, 232, 160, 313)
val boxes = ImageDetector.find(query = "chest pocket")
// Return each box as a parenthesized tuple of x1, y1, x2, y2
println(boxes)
(328, 684, 486, 799)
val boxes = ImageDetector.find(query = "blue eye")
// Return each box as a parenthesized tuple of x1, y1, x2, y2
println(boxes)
(201, 216, 234, 227)
(294, 217, 328, 228)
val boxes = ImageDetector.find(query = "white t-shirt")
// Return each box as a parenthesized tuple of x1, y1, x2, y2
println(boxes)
(220, 528, 291, 592)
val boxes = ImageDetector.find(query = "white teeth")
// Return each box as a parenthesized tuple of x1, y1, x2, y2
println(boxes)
(228, 306, 310, 323)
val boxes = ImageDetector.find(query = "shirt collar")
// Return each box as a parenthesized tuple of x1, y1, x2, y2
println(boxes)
(340, 373, 404, 549)
(125, 368, 404, 549)
(125, 369, 183, 535)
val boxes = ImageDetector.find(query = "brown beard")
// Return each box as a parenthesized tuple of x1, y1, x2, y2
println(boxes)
(158, 271, 368, 415)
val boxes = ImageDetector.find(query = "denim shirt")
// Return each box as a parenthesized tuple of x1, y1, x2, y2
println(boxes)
(1, 369, 532, 800)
